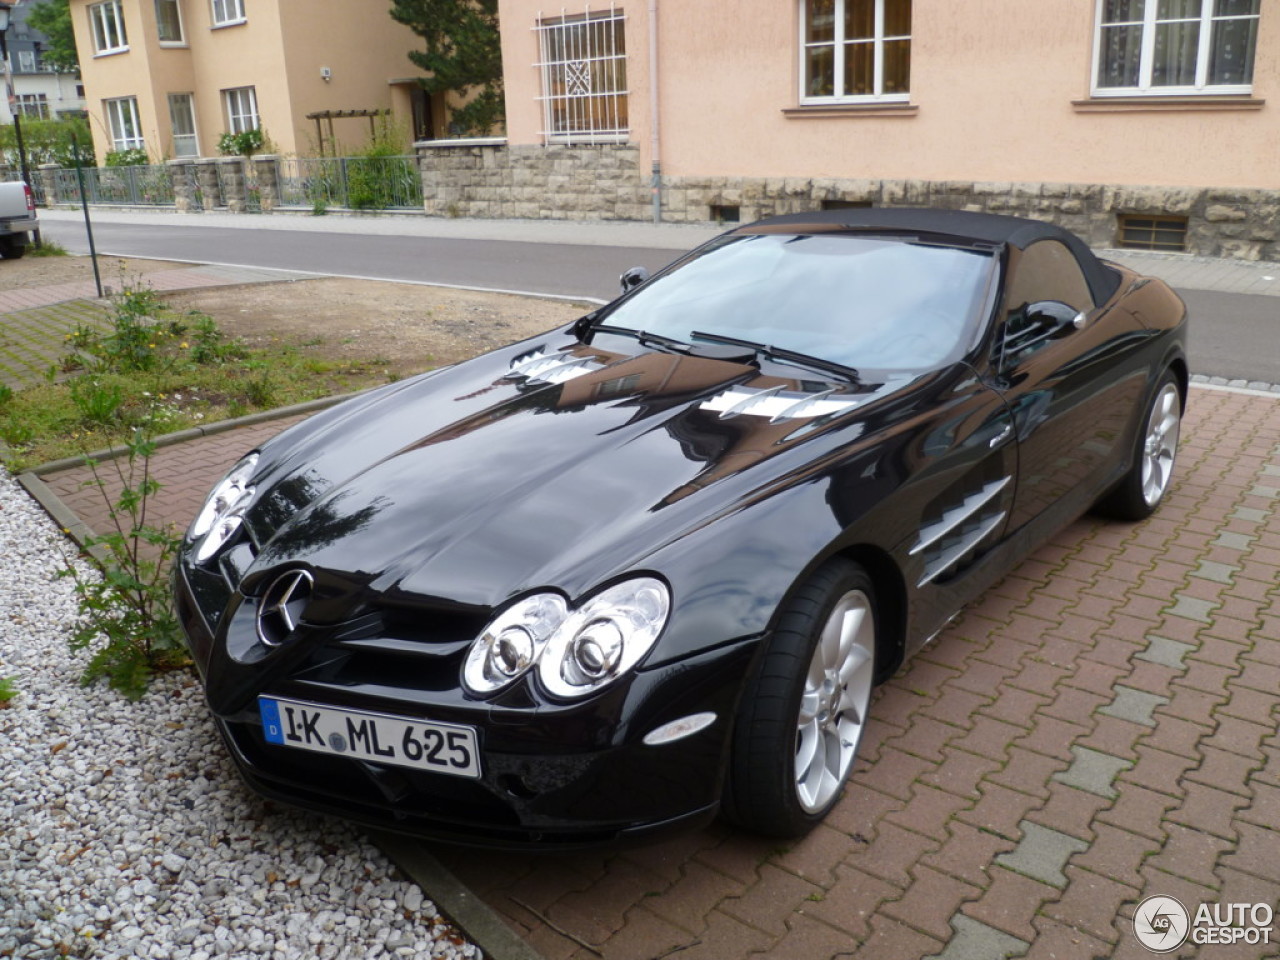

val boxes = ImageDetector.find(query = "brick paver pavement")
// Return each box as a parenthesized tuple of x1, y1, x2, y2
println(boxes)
(27, 383, 1280, 960)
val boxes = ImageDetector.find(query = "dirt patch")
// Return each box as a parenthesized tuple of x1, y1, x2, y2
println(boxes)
(163, 277, 590, 380)
(0, 254, 193, 291)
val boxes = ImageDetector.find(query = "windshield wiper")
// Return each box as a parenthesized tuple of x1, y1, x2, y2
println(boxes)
(590, 324, 760, 364)
(689, 331, 860, 383)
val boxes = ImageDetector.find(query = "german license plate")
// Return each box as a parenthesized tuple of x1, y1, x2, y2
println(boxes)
(258, 696, 481, 779)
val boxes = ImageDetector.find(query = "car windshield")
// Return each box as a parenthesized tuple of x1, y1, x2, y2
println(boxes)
(598, 233, 998, 372)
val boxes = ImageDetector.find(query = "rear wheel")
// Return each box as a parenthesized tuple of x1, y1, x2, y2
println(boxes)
(1095, 370, 1182, 521)
(723, 559, 877, 837)
(0, 236, 27, 260)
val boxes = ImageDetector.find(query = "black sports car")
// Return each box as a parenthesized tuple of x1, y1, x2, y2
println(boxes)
(174, 209, 1187, 847)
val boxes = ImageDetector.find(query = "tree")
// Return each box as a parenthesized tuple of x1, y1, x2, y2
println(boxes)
(26, 0, 79, 73)
(389, 0, 503, 136)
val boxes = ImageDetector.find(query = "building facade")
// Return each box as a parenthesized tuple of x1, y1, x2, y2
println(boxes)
(0, 0, 86, 125)
(421, 0, 1278, 258)
(70, 0, 442, 162)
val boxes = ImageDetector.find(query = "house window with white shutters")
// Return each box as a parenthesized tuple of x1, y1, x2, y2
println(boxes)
(535, 8, 628, 143)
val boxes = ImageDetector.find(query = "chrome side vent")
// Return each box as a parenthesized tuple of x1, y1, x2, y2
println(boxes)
(506, 347, 605, 385)
(700, 386, 863, 423)
(913, 477, 1011, 587)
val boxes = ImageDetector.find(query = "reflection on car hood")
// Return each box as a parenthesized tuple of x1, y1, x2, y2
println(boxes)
(242, 335, 906, 609)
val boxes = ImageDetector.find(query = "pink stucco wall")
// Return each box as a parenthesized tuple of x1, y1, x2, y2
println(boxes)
(499, 0, 1280, 190)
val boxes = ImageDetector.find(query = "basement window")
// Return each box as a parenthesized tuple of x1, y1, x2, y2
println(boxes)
(1117, 214, 1188, 252)
(710, 204, 741, 223)
(822, 199, 873, 210)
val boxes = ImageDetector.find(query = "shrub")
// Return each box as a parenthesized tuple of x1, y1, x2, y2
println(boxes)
(104, 148, 151, 167)
(218, 128, 265, 157)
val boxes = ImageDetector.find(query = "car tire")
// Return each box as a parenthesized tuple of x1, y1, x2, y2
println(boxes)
(1094, 369, 1182, 521)
(0, 237, 27, 260)
(723, 558, 878, 837)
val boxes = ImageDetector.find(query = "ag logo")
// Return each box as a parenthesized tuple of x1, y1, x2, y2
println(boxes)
(1134, 895, 1190, 953)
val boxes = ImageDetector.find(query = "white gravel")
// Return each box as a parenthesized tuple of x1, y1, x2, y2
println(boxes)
(0, 468, 480, 960)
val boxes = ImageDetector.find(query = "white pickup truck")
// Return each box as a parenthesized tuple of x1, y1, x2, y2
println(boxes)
(0, 180, 39, 259)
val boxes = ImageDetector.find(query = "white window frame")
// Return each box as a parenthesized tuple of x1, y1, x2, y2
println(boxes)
(105, 96, 145, 152)
(223, 85, 259, 134)
(168, 93, 199, 157)
(799, 0, 911, 105)
(155, 0, 186, 44)
(210, 0, 245, 27)
(17, 93, 51, 119)
(534, 7, 629, 145)
(89, 0, 129, 55)
(1091, 0, 1260, 97)
(16, 49, 36, 72)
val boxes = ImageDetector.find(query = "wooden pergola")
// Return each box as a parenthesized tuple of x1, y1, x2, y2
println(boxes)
(305, 109, 391, 156)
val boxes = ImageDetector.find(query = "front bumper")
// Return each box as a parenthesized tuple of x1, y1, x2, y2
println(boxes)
(174, 558, 759, 848)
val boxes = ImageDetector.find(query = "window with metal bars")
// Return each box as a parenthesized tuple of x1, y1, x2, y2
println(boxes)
(535, 7, 628, 143)
(1117, 214, 1188, 252)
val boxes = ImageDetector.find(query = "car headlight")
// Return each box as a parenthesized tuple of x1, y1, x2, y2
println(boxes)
(188, 453, 258, 559)
(462, 592, 568, 695)
(462, 578, 671, 701)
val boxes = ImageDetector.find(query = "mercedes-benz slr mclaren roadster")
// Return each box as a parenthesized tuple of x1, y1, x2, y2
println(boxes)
(174, 209, 1188, 847)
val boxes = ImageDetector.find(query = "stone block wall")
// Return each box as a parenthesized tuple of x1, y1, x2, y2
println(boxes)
(418, 142, 649, 220)
(415, 141, 1280, 261)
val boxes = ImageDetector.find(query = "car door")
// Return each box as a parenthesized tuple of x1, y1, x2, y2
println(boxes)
(990, 239, 1148, 537)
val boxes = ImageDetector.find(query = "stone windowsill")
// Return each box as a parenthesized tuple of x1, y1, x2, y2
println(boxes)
(783, 103, 919, 119)
(1072, 96, 1264, 113)
(415, 137, 508, 149)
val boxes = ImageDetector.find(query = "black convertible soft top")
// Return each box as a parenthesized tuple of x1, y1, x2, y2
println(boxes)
(743, 208, 1123, 305)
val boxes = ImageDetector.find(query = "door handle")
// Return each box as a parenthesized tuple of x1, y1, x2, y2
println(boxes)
(990, 423, 1013, 449)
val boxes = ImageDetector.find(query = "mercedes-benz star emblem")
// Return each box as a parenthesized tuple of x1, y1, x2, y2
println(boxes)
(256, 569, 315, 647)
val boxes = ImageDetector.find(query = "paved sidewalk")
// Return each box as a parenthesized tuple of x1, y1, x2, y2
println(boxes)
(21, 382, 1280, 960)
(0, 261, 306, 315)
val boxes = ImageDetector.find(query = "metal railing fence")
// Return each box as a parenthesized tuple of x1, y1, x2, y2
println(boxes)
(277, 155, 422, 211)
(52, 164, 176, 206)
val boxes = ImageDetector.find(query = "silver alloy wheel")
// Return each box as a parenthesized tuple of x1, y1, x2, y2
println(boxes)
(794, 589, 876, 813)
(1141, 382, 1181, 508)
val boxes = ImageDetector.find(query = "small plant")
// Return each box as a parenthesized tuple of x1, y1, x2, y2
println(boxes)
(0, 383, 12, 407)
(69, 377, 124, 426)
(218, 128, 265, 157)
(311, 198, 328, 216)
(0, 676, 16, 708)
(104, 148, 150, 167)
(59, 424, 186, 700)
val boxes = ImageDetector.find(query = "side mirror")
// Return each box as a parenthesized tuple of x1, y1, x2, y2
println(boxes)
(620, 266, 650, 294)
(1024, 300, 1086, 333)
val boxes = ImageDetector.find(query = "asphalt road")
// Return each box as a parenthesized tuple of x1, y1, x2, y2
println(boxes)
(39, 217, 680, 304)
(39, 217, 1280, 384)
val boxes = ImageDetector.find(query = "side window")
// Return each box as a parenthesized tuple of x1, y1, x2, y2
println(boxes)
(999, 240, 1095, 361)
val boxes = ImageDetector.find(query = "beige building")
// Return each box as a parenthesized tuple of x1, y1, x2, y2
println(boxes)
(417, 0, 1277, 257)
(70, 0, 443, 162)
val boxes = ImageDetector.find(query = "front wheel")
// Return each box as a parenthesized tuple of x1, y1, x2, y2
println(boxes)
(1094, 370, 1182, 521)
(723, 559, 878, 837)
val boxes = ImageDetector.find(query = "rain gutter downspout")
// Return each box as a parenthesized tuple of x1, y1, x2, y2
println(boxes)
(649, 0, 662, 223)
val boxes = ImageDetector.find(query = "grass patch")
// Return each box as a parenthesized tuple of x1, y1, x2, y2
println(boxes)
(0, 283, 418, 471)
(28, 238, 70, 257)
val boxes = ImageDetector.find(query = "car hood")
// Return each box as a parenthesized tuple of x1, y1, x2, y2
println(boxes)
(240, 333, 907, 613)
